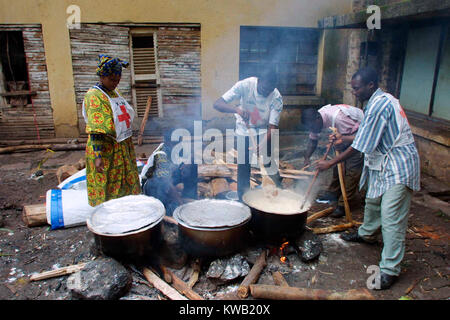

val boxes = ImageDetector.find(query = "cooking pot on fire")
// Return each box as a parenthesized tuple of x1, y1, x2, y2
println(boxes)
(86, 195, 165, 262)
(242, 188, 309, 243)
(173, 199, 252, 257)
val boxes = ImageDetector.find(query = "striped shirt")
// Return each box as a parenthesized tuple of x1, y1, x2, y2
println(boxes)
(351, 88, 420, 198)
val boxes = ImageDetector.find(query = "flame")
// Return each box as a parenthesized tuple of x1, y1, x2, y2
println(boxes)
(279, 241, 289, 264)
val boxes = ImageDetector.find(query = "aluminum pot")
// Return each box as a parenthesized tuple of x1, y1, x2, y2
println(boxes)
(173, 199, 252, 257)
(242, 188, 309, 242)
(86, 195, 165, 262)
(87, 219, 163, 262)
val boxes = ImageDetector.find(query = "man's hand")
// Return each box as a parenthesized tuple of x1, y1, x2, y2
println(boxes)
(95, 158, 105, 173)
(316, 160, 333, 171)
(236, 107, 250, 123)
(329, 132, 343, 145)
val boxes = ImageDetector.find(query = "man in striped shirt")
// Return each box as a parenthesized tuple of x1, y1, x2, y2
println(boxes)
(317, 67, 420, 290)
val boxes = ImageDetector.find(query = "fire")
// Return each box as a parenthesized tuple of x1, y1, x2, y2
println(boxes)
(279, 241, 289, 263)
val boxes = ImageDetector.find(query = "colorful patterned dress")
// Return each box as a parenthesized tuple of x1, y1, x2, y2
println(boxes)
(84, 86, 141, 206)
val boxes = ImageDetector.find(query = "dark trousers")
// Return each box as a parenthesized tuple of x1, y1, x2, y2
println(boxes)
(236, 134, 279, 201)
(328, 148, 364, 208)
(237, 135, 250, 201)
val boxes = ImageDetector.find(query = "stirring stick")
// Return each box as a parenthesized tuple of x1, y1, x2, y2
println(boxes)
(300, 139, 335, 210)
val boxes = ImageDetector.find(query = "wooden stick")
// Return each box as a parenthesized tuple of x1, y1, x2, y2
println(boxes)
(163, 215, 178, 226)
(138, 96, 152, 146)
(300, 141, 335, 210)
(249, 284, 375, 300)
(0, 144, 86, 154)
(335, 150, 352, 222)
(306, 207, 334, 225)
(187, 259, 201, 289)
(272, 271, 290, 287)
(22, 203, 47, 227)
(237, 250, 268, 299)
(160, 266, 204, 300)
(142, 268, 188, 300)
(312, 222, 355, 234)
(30, 263, 87, 281)
(281, 169, 316, 176)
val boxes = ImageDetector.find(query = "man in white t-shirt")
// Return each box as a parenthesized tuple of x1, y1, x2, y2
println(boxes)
(213, 69, 283, 200)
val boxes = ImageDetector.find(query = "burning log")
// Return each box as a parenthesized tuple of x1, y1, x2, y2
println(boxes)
(249, 284, 375, 300)
(160, 265, 204, 300)
(142, 268, 188, 300)
(237, 250, 267, 299)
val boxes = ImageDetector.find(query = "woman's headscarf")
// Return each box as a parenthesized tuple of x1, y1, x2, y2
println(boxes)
(96, 54, 129, 77)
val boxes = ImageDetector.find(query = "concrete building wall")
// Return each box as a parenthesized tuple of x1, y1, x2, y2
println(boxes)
(0, 0, 353, 137)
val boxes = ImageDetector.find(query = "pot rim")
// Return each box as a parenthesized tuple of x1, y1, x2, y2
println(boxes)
(242, 189, 309, 215)
(86, 215, 164, 238)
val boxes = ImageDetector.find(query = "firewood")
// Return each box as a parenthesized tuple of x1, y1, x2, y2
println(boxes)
(30, 263, 87, 281)
(237, 250, 267, 299)
(142, 268, 188, 300)
(160, 266, 204, 300)
(306, 207, 334, 225)
(249, 284, 375, 300)
(272, 271, 290, 287)
(198, 164, 233, 178)
(312, 222, 355, 234)
(22, 203, 47, 227)
(187, 259, 201, 289)
(210, 178, 230, 196)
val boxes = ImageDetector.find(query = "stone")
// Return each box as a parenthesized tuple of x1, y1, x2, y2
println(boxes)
(67, 257, 132, 300)
(296, 229, 323, 262)
(206, 254, 250, 283)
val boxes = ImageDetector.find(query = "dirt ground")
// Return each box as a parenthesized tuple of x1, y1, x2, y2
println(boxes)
(0, 144, 449, 301)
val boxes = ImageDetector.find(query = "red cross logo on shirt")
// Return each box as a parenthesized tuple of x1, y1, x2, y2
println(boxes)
(118, 105, 131, 128)
(249, 107, 262, 125)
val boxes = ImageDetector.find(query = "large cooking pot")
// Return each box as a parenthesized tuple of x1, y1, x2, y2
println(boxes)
(242, 188, 309, 242)
(86, 195, 165, 262)
(173, 199, 252, 257)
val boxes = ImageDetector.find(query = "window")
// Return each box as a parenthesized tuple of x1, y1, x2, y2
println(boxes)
(0, 31, 31, 106)
(130, 32, 160, 118)
(399, 21, 450, 121)
(239, 26, 320, 96)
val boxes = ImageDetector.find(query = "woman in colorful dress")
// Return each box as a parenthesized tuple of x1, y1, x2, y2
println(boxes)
(82, 54, 141, 207)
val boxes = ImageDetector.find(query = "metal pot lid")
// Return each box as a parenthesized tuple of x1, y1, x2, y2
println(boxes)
(87, 195, 165, 235)
(173, 199, 251, 229)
